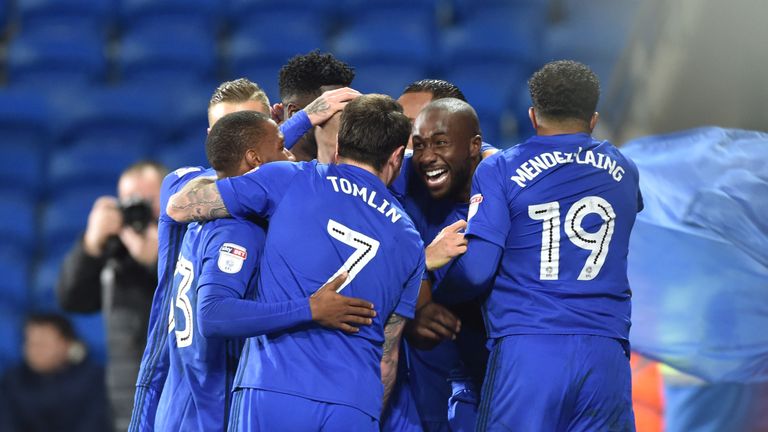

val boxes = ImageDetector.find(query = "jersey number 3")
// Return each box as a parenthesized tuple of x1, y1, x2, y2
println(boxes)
(325, 219, 380, 293)
(528, 196, 616, 281)
(168, 255, 194, 347)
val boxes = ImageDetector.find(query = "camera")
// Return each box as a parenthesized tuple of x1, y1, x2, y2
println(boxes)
(119, 198, 154, 233)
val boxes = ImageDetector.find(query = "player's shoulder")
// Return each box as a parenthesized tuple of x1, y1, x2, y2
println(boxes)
(162, 166, 214, 193)
(199, 218, 266, 253)
(255, 160, 318, 180)
(594, 139, 641, 178)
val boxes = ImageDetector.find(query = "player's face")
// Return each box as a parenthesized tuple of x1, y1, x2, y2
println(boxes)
(208, 100, 269, 129)
(397, 91, 433, 150)
(412, 109, 474, 201)
(258, 120, 294, 163)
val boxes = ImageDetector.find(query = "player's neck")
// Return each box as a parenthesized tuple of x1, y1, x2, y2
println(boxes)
(337, 157, 386, 184)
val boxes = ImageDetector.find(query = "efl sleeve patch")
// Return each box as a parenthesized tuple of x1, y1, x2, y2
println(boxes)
(217, 243, 247, 274)
(468, 194, 483, 221)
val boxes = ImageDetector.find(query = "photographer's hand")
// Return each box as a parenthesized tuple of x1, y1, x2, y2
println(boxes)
(119, 223, 159, 267)
(83, 197, 123, 257)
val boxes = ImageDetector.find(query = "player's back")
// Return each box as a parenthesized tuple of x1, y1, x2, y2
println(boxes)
(155, 218, 264, 431)
(476, 132, 642, 341)
(233, 161, 424, 421)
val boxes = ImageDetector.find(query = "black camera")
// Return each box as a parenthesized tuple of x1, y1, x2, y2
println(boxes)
(119, 198, 154, 233)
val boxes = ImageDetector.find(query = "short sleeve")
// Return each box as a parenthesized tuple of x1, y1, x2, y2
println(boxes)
(197, 222, 266, 297)
(216, 161, 308, 220)
(465, 155, 511, 247)
(394, 248, 425, 319)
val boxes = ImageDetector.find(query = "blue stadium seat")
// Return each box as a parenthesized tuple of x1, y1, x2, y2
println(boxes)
(352, 64, 427, 98)
(69, 313, 107, 364)
(40, 185, 115, 249)
(6, 32, 108, 88)
(0, 255, 31, 310)
(225, 63, 282, 104)
(227, 5, 330, 35)
(453, 0, 550, 25)
(48, 142, 146, 189)
(227, 25, 327, 77)
(161, 84, 214, 142)
(118, 27, 218, 86)
(333, 22, 432, 68)
(119, 0, 219, 34)
(50, 86, 168, 151)
(342, 3, 438, 33)
(440, 13, 540, 69)
(0, 193, 37, 251)
(0, 89, 51, 150)
(156, 138, 209, 171)
(31, 254, 66, 312)
(0, 144, 46, 197)
(0, 308, 23, 374)
(17, 0, 115, 37)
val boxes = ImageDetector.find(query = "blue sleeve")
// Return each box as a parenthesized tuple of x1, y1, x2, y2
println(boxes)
(197, 285, 312, 338)
(434, 237, 502, 304)
(394, 246, 426, 319)
(465, 154, 511, 248)
(279, 110, 312, 150)
(216, 161, 306, 220)
(129, 167, 210, 432)
(480, 141, 498, 154)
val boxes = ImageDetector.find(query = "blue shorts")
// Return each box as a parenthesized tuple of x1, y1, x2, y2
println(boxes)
(477, 335, 635, 432)
(228, 388, 378, 432)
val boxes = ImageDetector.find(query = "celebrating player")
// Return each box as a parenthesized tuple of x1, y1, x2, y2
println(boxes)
(154, 111, 376, 430)
(440, 60, 642, 431)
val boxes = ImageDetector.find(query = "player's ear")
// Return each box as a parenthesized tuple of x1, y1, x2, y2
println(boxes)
(470, 134, 482, 158)
(246, 148, 261, 168)
(528, 107, 538, 130)
(589, 112, 599, 131)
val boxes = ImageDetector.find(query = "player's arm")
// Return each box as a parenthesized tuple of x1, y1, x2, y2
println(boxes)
(381, 313, 406, 411)
(166, 177, 229, 223)
(279, 87, 360, 151)
(433, 237, 502, 304)
(197, 272, 376, 337)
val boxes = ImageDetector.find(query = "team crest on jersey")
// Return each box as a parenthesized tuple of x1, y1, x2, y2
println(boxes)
(218, 243, 247, 274)
(468, 194, 483, 221)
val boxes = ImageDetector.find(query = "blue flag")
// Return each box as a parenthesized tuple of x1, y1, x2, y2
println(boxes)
(623, 127, 768, 383)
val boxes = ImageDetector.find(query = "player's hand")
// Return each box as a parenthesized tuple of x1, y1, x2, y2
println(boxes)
(119, 223, 159, 267)
(425, 220, 468, 270)
(271, 102, 285, 124)
(304, 87, 361, 126)
(83, 196, 123, 257)
(405, 302, 461, 350)
(310, 272, 377, 334)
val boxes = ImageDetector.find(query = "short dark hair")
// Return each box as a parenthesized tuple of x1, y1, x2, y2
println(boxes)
(278, 51, 355, 101)
(338, 94, 411, 171)
(402, 79, 467, 102)
(209, 78, 270, 109)
(528, 60, 600, 124)
(206, 111, 273, 173)
(26, 313, 77, 341)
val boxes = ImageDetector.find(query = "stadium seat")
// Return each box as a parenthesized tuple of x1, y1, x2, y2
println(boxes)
(224, 63, 282, 104)
(48, 142, 146, 189)
(160, 84, 214, 142)
(440, 17, 540, 70)
(332, 22, 432, 68)
(40, 184, 115, 249)
(0, 308, 23, 374)
(352, 64, 427, 98)
(16, 0, 114, 37)
(69, 313, 107, 365)
(227, 0, 333, 28)
(50, 86, 168, 152)
(453, 0, 550, 25)
(227, 25, 327, 76)
(118, 27, 218, 86)
(6, 32, 108, 88)
(0, 144, 46, 197)
(119, 0, 219, 34)
(0, 193, 37, 251)
(0, 88, 51, 147)
(343, 3, 438, 33)
(0, 249, 30, 309)
(156, 138, 209, 171)
(31, 254, 66, 312)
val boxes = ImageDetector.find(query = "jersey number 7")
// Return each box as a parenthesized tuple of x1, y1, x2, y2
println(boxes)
(324, 219, 380, 293)
(528, 196, 616, 281)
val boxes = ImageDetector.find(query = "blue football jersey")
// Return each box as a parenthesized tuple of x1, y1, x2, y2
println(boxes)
(217, 161, 425, 420)
(131, 166, 215, 430)
(466, 133, 642, 341)
(154, 218, 265, 431)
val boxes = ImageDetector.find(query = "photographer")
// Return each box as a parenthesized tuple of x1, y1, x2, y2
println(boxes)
(57, 161, 166, 431)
